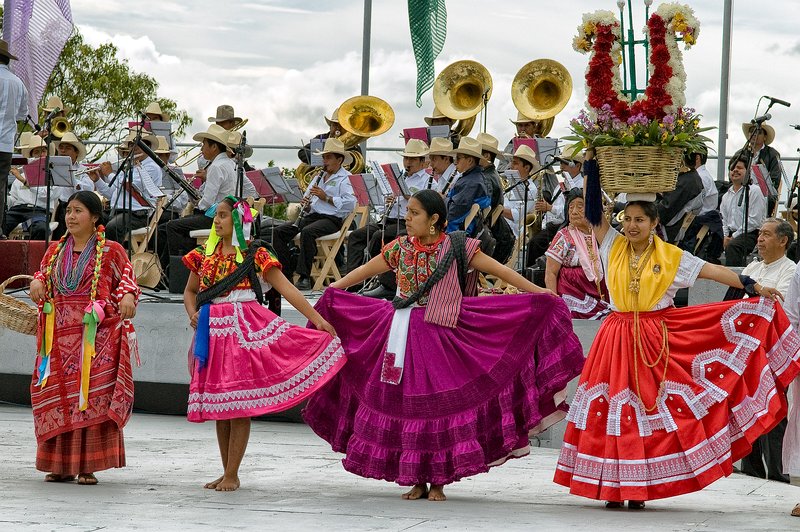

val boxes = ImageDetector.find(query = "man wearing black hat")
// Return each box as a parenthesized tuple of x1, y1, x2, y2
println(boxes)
(0, 39, 29, 239)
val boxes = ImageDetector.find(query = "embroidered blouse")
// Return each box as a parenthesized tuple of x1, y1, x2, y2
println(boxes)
(382, 233, 447, 305)
(183, 244, 281, 292)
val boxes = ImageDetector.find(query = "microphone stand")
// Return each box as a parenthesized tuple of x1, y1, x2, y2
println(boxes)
(41, 109, 59, 245)
(235, 131, 246, 198)
(738, 110, 773, 250)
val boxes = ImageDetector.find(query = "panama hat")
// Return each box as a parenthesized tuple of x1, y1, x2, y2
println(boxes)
(54, 132, 87, 162)
(21, 135, 54, 159)
(313, 137, 353, 166)
(453, 137, 486, 160)
(207, 104, 242, 125)
(428, 137, 454, 157)
(476, 132, 502, 156)
(226, 130, 254, 158)
(400, 138, 429, 158)
(508, 145, 541, 175)
(145, 101, 169, 121)
(193, 123, 231, 146)
(509, 111, 536, 125)
(15, 131, 33, 151)
(742, 122, 775, 145)
(424, 106, 452, 126)
(0, 39, 18, 61)
(122, 128, 158, 149)
(154, 136, 171, 154)
(325, 107, 340, 126)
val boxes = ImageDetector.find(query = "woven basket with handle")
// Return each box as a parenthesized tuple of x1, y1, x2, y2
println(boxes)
(595, 145, 682, 194)
(0, 275, 38, 336)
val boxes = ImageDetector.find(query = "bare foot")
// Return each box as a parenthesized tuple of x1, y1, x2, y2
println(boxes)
(401, 484, 428, 500)
(77, 473, 98, 485)
(791, 503, 800, 517)
(204, 476, 224, 489)
(215, 475, 240, 492)
(427, 484, 446, 501)
(45, 473, 75, 483)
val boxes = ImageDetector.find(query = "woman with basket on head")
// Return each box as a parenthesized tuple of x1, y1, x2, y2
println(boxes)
(28, 191, 140, 486)
(182, 196, 343, 492)
(303, 189, 586, 502)
(553, 156, 800, 509)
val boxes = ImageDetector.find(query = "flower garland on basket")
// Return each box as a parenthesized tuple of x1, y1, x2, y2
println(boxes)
(37, 225, 107, 411)
(566, 3, 712, 196)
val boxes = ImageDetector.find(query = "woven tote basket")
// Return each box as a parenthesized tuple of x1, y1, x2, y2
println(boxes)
(595, 145, 682, 194)
(0, 275, 38, 336)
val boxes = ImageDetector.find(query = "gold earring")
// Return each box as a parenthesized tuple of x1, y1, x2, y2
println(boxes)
(429, 225, 435, 235)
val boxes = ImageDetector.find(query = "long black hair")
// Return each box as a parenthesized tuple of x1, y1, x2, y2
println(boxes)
(411, 189, 447, 232)
(624, 200, 659, 222)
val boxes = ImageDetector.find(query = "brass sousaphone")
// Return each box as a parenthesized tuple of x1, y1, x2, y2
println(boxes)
(511, 59, 572, 137)
(433, 60, 493, 137)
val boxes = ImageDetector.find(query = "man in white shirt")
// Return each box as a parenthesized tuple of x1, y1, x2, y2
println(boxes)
(0, 39, 29, 239)
(684, 148, 724, 263)
(51, 133, 95, 240)
(272, 138, 356, 290)
(721, 156, 767, 266)
(4, 136, 54, 239)
(736, 217, 796, 484)
(502, 145, 539, 239)
(428, 137, 455, 193)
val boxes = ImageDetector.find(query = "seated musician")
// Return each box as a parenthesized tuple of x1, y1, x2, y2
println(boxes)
(345, 139, 431, 298)
(91, 130, 162, 243)
(153, 135, 188, 224)
(145, 101, 169, 122)
(296, 105, 363, 165)
(544, 190, 610, 319)
(196, 105, 243, 171)
(656, 150, 704, 244)
(225, 130, 259, 198)
(52, 132, 96, 239)
(5, 136, 55, 239)
(424, 106, 456, 129)
(498, 111, 551, 172)
(428, 137, 455, 192)
(272, 138, 356, 290)
(477, 132, 515, 263)
(526, 165, 566, 267)
(164, 124, 236, 264)
(501, 145, 539, 239)
(446, 137, 490, 236)
(38, 96, 68, 142)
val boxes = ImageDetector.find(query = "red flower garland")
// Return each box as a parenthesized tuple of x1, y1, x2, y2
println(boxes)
(585, 23, 631, 121)
(631, 14, 672, 120)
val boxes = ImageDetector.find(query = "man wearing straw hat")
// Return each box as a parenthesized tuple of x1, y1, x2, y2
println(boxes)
(477, 132, 515, 263)
(273, 137, 356, 290)
(346, 138, 432, 298)
(5, 136, 54, 239)
(447, 137, 491, 236)
(501, 145, 540, 239)
(428, 137, 456, 192)
(0, 38, 29, 239)
(735, 121, 782, 216)
(51, 133, 96, 239)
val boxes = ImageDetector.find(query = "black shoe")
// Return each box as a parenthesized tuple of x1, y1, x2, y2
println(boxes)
(362, 284, 394, 300)
(295, 277, 312, 291)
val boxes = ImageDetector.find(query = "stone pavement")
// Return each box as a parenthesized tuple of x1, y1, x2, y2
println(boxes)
(1, 405, 798, 531)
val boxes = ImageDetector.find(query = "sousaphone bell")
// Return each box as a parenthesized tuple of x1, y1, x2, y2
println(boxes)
(511, 59, 572, 137)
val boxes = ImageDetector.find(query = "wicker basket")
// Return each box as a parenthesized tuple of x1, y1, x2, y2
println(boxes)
(595, 145, 682, 194)
(0, 275, 38, 336)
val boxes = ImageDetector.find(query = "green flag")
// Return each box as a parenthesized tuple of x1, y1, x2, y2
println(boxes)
(408, 0, 447, 108)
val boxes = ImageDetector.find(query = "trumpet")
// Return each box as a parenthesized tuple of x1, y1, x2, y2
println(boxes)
(50, 117, 71, 139)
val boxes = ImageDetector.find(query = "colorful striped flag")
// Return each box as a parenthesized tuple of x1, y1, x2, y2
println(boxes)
(407, 0, 447, 108)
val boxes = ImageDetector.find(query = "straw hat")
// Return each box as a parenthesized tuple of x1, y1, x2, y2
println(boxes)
(325, 107, 340, 126)
(509, 111, 536, 125)
(400, 138, 429, 158)
(122, 128, 159, 149)
(43, 96, 68, 114)
(154, 135, 171, 154)
(21, 135, 54, 159)
(15, 131, 33, 151)
(424, 106, 452, 126)
(313, 137, 353, 166)
(476, 132, 502, 156)
(193, 123, 231, 146)
(226, 130, 254, 158)
(207, 104, 242, 125)
(742, 122, 775, 145)
(145, 101, 169, 121)
(453, 137, 486, 160)
(54, 132, 87, 162)
(508, 145, 541, 175)
(428, 137, 454, 157)
(0, 39, 18, 61)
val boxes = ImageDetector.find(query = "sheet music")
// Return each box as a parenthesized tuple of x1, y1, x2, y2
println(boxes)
(47, 156, 73, 187)
(428, 125, 451, 140)
(369, 160, 393, 196)
(139, 164, 166, 198)
(361, 173, 383, 208)
(503, 170, 527, 202)
(534, 138, 560, 166)
(309, 138, 325, 166)
(265, 173, 304, 203)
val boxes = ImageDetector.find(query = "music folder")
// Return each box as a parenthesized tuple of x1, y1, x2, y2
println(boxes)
(248, 168, 282, 202)
(503, 170, 527, 202)
(128, 120, 152, 132)
(265, 172, 303, 203)
(24, 156, 73, 187)
(348, 174, 371, 207)
(309, 138, 325, 166)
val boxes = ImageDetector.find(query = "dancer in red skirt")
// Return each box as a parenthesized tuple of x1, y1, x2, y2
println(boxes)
(183, 196, 342, 491)
(553, 159, 800, 508)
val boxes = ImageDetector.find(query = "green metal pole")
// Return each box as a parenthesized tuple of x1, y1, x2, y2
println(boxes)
(619, 4, 629, 96)
(626, 2, 639, 99)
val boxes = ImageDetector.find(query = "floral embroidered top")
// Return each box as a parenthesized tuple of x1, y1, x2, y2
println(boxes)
(183, 244, 281, 292)
(382, 234, 447, 305)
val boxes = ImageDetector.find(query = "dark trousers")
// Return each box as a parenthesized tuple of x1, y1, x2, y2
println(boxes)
(346, 220, 405, 289)
(166, 213, 213, 259)
(526, 222, 561, 267)
(52, 200, 68, 240)
(0, 152, 11, 236)
(272, 213, 343, 281)
(105, 210, 148, 244)
(741, 417, 789, 482)
(3, 206, 48, 239)
(725, 229, 758, 267)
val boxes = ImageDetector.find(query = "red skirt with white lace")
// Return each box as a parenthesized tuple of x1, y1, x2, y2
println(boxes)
(554, 297, 800, 502)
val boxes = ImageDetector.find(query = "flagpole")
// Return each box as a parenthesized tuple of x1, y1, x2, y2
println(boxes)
(359, 0, 372, 161)
(717, 0, 733, 182)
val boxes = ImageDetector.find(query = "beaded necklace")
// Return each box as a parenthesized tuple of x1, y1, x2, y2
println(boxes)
(53, 234, 97, 295)
(43, 225, 105, 302)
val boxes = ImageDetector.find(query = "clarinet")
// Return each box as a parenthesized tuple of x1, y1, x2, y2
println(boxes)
(293, 169, 325, 227)
(440, 170, 458, 196)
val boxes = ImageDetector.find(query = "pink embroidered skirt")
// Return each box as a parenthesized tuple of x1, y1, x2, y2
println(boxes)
(187, 299, 345, 422)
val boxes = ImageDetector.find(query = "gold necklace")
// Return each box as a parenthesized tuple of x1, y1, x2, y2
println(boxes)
(583, 232, 603, 298)
(627, 241, 654, 294)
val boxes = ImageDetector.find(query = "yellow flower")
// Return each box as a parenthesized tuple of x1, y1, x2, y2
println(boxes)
(677, 119, 685, 126)
(661, 132, 668, 141)
(692, 120, 699, 127)
(584, 21, 596, 36)
(684, 34, 696, 45)
(615, 53, 623, 64)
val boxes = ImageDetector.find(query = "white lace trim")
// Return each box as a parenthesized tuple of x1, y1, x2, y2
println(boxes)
(563, 294, 611, 319)
(207, 302, 293, 348)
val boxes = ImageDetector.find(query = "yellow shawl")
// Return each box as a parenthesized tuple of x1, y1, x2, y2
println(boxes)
(607, 235, 683, 312)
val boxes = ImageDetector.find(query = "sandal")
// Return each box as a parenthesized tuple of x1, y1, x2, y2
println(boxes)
(77, 473, 98, 485)
(45, 473, 75, 483)
(628, 500, 646, 510)
(604, 501, 624, 509)
(791, 504, 800, 517)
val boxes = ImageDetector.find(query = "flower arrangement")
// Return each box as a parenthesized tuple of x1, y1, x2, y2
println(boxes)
(567, 3, 710, 156)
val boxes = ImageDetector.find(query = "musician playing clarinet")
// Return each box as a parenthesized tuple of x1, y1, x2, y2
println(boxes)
(344, 139, 431, 298)
(272, 138, 355, 291)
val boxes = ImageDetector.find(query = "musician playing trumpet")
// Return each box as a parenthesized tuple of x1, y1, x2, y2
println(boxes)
(344, 139, 432, 298)
(272, 138, 356, 291)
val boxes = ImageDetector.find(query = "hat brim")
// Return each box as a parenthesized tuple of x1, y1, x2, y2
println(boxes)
(481, 146, 503, 156)
(324, 116, 340, 126)
(453, 148, 487, 160)
(0, 50, 18, 61)
(399, 150, 429, 158)
(193, 131, 230, 146)
(510, 118, 535, 125)
(742, 122, 775, 145)
(22, 143, 54, 159)
(56, 140, 87, 163)
(208, 116, 243, 125)
(313, 149, 354, 167)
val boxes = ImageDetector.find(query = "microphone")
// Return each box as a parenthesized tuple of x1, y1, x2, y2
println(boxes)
(751, 113, 771, 124)
(45, 107, 61, 121)
(551, 156, 579, 166)
(25, 115, 42, 133)
(790, 124, 800, 131)
(766, 96, 791, 108)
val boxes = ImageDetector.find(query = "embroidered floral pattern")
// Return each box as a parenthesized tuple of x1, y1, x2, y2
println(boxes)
(382, 234, 445, 305)
(183, 245, 280, 292)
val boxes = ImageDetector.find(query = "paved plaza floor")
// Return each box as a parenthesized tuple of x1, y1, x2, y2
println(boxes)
(1, 405, 799, 531)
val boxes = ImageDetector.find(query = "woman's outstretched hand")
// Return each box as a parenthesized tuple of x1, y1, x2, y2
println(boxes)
(313, 317, 337, 337)
(758, 285, 784, 302)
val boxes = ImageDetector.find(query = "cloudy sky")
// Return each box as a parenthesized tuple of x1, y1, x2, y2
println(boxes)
(71, 0, 800, 179)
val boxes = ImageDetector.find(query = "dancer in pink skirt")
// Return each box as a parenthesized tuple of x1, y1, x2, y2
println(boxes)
(183, 196, 343, 491)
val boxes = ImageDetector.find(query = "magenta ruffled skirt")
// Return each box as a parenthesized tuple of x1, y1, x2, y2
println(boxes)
(302, 288, 586, 486)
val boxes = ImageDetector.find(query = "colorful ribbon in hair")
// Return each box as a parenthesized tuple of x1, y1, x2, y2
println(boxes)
(35, 301, 55, 387)
(79, 300, 106, 411)
(204, 196, 258, 263)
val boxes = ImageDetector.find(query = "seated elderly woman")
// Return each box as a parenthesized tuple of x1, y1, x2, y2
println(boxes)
(544, 190, 610, 319)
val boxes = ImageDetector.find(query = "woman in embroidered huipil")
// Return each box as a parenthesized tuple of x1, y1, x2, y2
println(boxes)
(182, 196, 343, 492)
(29, 191, 140, 486)
(554, 159, 800, 509)
(545, 191, 610, 319)
(303, 190, 586, 502)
